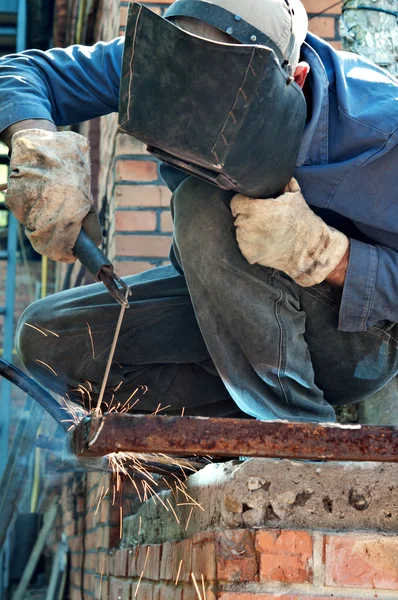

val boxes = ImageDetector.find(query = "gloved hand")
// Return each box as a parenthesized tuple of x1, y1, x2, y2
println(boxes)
(231, 178, 349, 287)
(5, 129, 102, 263)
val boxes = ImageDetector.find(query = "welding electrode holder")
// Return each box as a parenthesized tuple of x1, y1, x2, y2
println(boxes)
(73, 229, 131, 307)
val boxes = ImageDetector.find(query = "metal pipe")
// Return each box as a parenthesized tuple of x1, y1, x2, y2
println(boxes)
(0, 359, 69, 431)
(72, 413, 398, 462)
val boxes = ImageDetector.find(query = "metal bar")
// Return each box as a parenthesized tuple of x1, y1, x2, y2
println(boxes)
(72, 414, 398, 462)
(16, 0, 26, 53)
(0, 358, 70, 431)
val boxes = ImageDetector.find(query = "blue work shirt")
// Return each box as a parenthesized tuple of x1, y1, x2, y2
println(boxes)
(0, 33, 397, 333)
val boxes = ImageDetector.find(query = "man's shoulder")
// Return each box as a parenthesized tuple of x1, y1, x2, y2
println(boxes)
(305, 33, 398, 137)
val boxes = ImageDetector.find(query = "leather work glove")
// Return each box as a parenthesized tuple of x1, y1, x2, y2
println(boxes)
(231, 178, 349, 287)
(5, 129, 102, 263)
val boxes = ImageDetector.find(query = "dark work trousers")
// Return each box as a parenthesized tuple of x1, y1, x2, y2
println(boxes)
(16, 177, 398, 421)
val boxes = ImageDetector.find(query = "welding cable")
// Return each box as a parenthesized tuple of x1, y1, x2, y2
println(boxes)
(0, 358, 70, 431)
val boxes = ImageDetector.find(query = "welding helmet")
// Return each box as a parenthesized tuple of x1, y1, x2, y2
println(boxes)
(118, 0, 308, 198)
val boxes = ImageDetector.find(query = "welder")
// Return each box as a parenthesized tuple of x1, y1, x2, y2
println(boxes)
(1, 0, 398, 423)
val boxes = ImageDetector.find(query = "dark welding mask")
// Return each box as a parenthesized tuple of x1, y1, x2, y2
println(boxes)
(118, 2, 307, 198)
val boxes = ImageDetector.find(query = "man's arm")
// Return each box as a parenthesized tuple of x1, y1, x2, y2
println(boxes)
(1, 119, 56, 148)
(325, 244, 350, 287)
(0, 38, 123, 137)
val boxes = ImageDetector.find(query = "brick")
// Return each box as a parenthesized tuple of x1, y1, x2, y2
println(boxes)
(97, 550, 110, 576)
(113, 261, 155, 277)
(174, 539, 193, 583)
(305, 0, 342, 14)
(114, 548, 129, 577)
(330, 40, 343, 50)
(158, 584, 182, 600)
(84, 572, 97, 595)
(325, 534, 398, 590)
(134, 581, 155, 600)
(145, 544, 162, 580)
(69, 536, 83, 553)
(119, 6, 129, 29)
(216, 530, 258, 583)
(308, 16, 336, 38)
(255, 530, 313, 584)
(70, 587, 83, 600)
(116, 160, 158, 183)
(127, 547, 139, 577)
(115, 234, 171, 258)
(85, 551, 98, 571)
(110, 577, 131, 600)
(192, 533, 216, 581)
(95, 575, 109, 600)
(218, 596, 354, 600)
(160, 541, 177, 581)
(115, 185, 171, 208)
(115, 210, 157, 232)
(160, 211, 173, 233)
(115, 133, 149, 155)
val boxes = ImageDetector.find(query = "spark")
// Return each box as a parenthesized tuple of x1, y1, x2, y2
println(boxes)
(24, 323, 47, 336)
(95, 290, 130, 415)
(120, 392, 140, 412)
(181, 406, 185, 416)
(185, 507, 194, 531)
(175, 485, 204, 511)
(166, 498, 180, 523)
(86, 322, 95, 359)
(134, 547, 150, 597)
(175, 559, 183, 585)
(35, 359, 57, 376)
(152, 404, 171, 415)
(201, 574, 207, 600)
(113, 381, 123, 393)
(95, 486, 109, 515)
(99, 573, 103, 598)
(191, 573, 202, 600)
(138, 515, 142, 536)
(40, 326, 59, 337)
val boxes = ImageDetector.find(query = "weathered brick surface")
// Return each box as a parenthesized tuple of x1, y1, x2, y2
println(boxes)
(115, 184, 171, 208)
(160, 210, 174, 232)
(115, 159, 159, 183)
(255, 530, 313, 583)
(192, 532, 216, 581)
(115, 234, 172, 257)
(114, 548, 129, 577)
(308, 15, 336, 38)
(325, 534, 398, 590)
(217, 530, 258, 583)
(115, 210, 157, 232)
(218, 596, 355, 600)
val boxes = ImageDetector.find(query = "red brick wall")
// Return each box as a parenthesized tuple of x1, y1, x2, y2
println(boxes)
(81, 526, 398, 599)
(53, 471, 144, 600)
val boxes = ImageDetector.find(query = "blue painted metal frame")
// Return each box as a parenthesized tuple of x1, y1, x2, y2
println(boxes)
(0, 0, 26, 478)
(0, 3, 26, 596)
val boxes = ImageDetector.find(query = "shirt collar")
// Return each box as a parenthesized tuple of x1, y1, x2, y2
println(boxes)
(296, 34, 330, 166)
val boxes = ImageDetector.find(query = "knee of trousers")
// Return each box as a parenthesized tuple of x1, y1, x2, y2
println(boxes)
(172, 176, 235, 265)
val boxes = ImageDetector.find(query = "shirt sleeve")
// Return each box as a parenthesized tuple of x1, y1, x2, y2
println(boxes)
(0, 37, 124, 131)
(335, 133, 398, 332)
(339, 240, 398, 332)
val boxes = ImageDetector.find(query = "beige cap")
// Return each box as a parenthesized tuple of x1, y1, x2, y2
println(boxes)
(169, 0, 308, 69)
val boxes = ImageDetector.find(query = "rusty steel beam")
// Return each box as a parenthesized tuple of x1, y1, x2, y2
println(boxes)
(72, 414, 398, 462)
